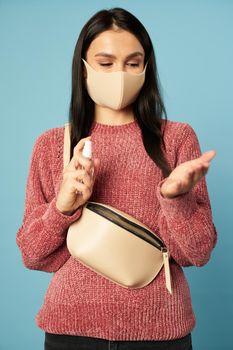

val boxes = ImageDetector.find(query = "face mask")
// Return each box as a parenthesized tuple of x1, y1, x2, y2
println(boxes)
(82, 58, 148, 110)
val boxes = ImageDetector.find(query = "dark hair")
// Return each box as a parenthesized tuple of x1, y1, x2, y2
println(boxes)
(69, 7, 171, 177)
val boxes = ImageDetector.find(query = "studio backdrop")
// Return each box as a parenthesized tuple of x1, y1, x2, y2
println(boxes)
(0, 1, 232, 349)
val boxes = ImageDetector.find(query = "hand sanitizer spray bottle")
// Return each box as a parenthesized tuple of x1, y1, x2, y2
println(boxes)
(82, 140, 92, 160)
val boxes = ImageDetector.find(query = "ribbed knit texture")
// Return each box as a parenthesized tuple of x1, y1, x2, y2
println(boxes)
(16, 118, 217, 341)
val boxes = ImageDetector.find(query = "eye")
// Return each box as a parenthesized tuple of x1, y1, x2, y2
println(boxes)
(99, 63, 112, 66)
(127, 63, 139, 67)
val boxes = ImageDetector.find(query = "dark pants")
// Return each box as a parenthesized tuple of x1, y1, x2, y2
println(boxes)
(44, 332, 193, 350)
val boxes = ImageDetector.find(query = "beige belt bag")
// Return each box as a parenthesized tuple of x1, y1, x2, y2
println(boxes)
(63, 123, 172, 294)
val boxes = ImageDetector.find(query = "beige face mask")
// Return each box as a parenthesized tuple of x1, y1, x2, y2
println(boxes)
(82, 58, 148, 110)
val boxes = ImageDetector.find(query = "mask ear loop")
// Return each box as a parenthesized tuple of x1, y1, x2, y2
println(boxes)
(144, 60, 149, 72)
(132, 61, 148, 76)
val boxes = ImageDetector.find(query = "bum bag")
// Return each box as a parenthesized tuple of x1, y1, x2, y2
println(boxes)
(63, 123, 172, 293)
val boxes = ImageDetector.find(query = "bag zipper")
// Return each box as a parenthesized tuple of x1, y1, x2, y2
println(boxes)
(86, 202, 164, 250)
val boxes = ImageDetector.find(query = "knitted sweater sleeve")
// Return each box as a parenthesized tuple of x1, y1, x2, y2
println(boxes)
(156, 123, 217, 267)
(16, 129, 83, 272)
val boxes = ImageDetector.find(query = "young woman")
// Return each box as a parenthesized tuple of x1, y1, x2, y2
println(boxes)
(16, 7, 217, 350)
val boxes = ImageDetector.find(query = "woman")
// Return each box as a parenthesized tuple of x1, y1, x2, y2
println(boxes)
(16, 7, 217, 350)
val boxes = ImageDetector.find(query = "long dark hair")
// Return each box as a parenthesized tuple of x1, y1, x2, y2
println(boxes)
(69, 7, 171, 177)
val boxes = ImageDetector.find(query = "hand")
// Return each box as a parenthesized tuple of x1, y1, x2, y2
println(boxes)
(56, 136, 100, 215)
(160, 150, 216, 199)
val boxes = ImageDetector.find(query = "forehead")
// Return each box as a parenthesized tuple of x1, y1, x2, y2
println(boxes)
(86, 29, 144, 58)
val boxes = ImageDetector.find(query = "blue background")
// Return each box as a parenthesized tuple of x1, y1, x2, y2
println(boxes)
(1, 1, 232, 349)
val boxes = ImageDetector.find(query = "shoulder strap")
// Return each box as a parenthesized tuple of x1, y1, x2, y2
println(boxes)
(63, 123, 71, 170)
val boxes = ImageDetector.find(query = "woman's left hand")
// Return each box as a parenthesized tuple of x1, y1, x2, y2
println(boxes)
(160, 150, 216, 199)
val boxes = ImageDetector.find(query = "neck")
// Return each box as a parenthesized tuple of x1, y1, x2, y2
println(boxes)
(94, 104, 135, 125)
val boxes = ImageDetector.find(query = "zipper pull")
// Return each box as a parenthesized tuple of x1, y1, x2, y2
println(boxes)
(162, 248, 172, 295)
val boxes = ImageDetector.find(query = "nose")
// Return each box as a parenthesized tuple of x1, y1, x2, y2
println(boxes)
(115, 62, 126, 72)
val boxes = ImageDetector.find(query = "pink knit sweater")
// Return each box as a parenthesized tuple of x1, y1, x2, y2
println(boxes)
(16, 118, 217, 341)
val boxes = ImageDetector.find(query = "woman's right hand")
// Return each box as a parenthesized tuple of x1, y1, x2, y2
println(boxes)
(56, 136, 100, 215)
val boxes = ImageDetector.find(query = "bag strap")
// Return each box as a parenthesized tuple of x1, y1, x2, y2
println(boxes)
(63, 123, 71, 170)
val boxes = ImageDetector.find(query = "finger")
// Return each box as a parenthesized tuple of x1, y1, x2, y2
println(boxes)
(66, 154, 93, 173)
(200, 163, 210, 176)
(181, 164, 202, 188)
(73, 136, 92, 157)
(64, 154, 79, 172)
(67, 167, 93, 189)
(189, 155, 212, 173)
(70, 168, 86, 180)
(192, 163, 209, 184)
(78, 171, 93, 188)
(199, 150, 216, 162)
(192, 167, 203, 184)
(183, 167, 196, 187)
(71, 178, 92, 196)
(77, 155, 94, 172)
(69, 178, 85, 194)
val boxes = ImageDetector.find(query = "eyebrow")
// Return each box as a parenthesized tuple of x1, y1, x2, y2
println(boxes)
(94, 51, 144, 59)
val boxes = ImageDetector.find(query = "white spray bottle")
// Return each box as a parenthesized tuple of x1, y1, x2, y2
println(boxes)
(82, 139, 94, 177)
(82, 140, 92, 160)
